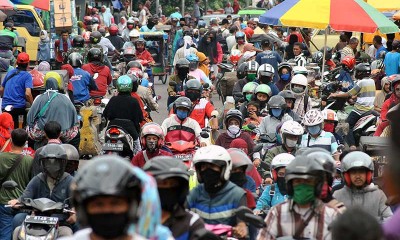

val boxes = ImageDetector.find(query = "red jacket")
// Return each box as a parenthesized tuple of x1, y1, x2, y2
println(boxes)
(213, 42, 223, 65)
(380, 93, 400, 121)
(136, 50, 154, 63)
(131, 149, 173, 168)
(82, 63, 112, 97)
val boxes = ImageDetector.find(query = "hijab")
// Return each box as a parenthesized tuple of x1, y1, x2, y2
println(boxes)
(198, 31, 218, 64)
(0, 112, 14, 152)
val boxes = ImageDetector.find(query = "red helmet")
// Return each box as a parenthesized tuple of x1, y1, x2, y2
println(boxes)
(230, 49, 242, 64)
(17, 52, 30, 64)
(140, 122, 164, 149)
(341, 56, 356, 70)
(109, 24, 118, 35)
(243, 27, 254, 40)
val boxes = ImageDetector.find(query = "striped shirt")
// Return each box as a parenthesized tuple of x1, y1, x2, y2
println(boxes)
(300, 130, 338, 154)
(348, 78, 376, 114)
(294, 53, 306, 67)
(340, 46, 354, 61)
(257, 199, 339, 240)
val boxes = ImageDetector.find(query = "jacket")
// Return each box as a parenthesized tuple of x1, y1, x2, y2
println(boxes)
(333, 183, 393, 222)
(258, 114, 293, 142)
(215, 132, 255, 153)
(82, 63, 112, 97)
(256, 184, 288, 211)
(163, 207, 205, 240)
(263, 145, 297, 165)
(384, 208, 400, 240)
(161, 115, 202, 143)
(131, 149, 173, 168)
(137, 85, 159, 111)
(187, 181, 246, 226)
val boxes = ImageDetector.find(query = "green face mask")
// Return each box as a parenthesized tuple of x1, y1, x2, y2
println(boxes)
(292, 183, 315, 205)
(245, 94, 252, 102)
(247, 73, 257, 81)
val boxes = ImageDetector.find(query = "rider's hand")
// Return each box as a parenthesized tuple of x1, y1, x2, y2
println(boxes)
(253, 209, 261, 215)
(249, 112, 258, 120)
(264, 177, 273, 185)
(253, 158, 261, 168)
(200, 142, 207, 147)
(170, 91, 176, 96)
(66, 213, 76, 224)
(8, 199, 20, 208)
(233, 222, 248, 239)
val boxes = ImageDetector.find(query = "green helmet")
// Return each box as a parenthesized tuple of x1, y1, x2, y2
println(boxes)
(242, 82, 259, 94)
(116, 75, 133, 93)
(255, 84, 272, 97)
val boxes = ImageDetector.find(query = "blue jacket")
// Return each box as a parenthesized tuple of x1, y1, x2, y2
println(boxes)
(255, 183, 288, 210)
(337, 69, 354, 92)
(188, 181, 246, 226)
(70, 68, 97, 103)
(243, 175, 256, 193)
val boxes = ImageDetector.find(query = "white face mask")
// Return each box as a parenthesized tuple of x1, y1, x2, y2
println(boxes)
(285, 138, 297, 148)
(227, 125, 241, 138)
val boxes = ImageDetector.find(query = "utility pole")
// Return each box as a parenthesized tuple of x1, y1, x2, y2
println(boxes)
(156, 0, 160, 16)
(181, 0, 185, 15)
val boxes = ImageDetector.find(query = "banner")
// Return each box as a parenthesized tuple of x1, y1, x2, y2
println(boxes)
(11, 0, 50, 11)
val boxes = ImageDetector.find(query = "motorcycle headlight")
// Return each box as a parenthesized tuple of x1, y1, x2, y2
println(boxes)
(18, 226, 25, 239)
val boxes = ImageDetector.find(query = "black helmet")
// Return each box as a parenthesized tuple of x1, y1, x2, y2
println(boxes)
(87, 47, 103, 62)
(173, 96, 192, 113)
(237, 62, 248, 79)
(312, 51, 323, 64)
(354, 63, 371, 80)
(184, 79, 202, 92)
(39, 144, 68, 180)
(319, 46, 332, 60)
(126, 61, 143, 72)
(143, 156, 189, 207)
(73, 35, 85, 48)
(90, 31, 102, 44)
(225, 109, 243, 128)
(175, 58, 190, 69)
(68, 52, 83, 68)
(71, 155, 142, 228)
(61, 144, 80, 175)
(134, 38, 146, 47)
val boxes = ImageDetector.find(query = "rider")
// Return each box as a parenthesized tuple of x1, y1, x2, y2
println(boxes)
(329, 63, 375, 150)
(254, 153, 295, 214)
(337, 56, 356, 92)
(257, 63, 279, 96)
(121, 19, 136, 41)
(82, 47, 112, 97)
(143, 156, 206, 239)
(69, 52, 98, 103)
(275, 62, 292, 91)
(122, 29, 141, 49)
(106, 24, 125, 51)
(278, 90, 301, 122)
(251, 84, 272, 115)
(168, 58, 194, 107)
(263, 120, 304, 165)
(186, 54, 212, 86)
(232, 61, 260, 102)
(9, 145, 75, 239)
(131, 122, 172, 168)
(0, 52, 33, 128)
(231, 31, 247, 52)
(289, 73, 311, 119)
(188, 145, 248, 238)
(161, 96, 206, 146)
(321, 109, 344, 145)
(333, 151, 393, 221)
(135, 38, 155, 65)
(257, 154, 340, 239)
(65, 35, 88, 64)
(128, 73, 151, 125)
(0, 22, 18, 65)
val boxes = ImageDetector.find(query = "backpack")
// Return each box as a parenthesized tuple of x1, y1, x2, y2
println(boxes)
(219, 71, 237, 100)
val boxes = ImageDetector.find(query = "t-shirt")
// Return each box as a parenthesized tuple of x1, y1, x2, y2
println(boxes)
(0, 29, 18, 50)
(1, 69, 33, 109)
(300, 130, 338, 154)
(98, 37, 116, 55)
(384, 52, 400, 76)
(348, 78, 376, 114)
(70, 68, 92, 102)
(0, 153, 33, 204)
(256, 50, 282, 82)
(375, 45, 388, 59)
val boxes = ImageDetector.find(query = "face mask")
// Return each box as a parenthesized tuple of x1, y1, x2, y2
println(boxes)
(319, 182, 329, 200)
(245, 94, 252, 102)
(178, 68, 189, 80)
(206, 39, 211, 44)
(176, 109, 189, 120)
(200, 168, 224, 194)
(237, 39, 245, 45)
(186, 91, 201, 101)
(43, 160, 63, 179)
(285, 138, 298, 148)
(87, 213, 129, 239)
(292, 86, 304, 94)
(146, 140, 157, 152)
(271, 108, 282, 118)
(308, 125, 321, 135)
(332, 178, 342, 187)
(260, 76, 272, 84)
(292, 183, 315, 205)
(276, 176, 287, 195)
(227, 125, 241, 138)
(136, 47, 144, 53)
(194, 34, 199, 38)
(230, 172, 247, 187)
(276, 133, 282, 145)
(247, 73, 257, 82)
(280, 73, 291, 81)
(323, 123, 335, 133)
(158, 187, 180, 212)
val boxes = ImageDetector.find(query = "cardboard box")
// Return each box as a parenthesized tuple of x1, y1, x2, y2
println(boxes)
(54, 13, 72, 27)
(54, 0, 71, 14)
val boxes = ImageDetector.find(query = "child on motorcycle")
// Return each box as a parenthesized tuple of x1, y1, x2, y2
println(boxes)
(186, 54, 212, 86)
(321, 109, 344, 145)
(243, 101, 263, 127)
(167, 59, 195, 107)
(131, 122, 172, 168)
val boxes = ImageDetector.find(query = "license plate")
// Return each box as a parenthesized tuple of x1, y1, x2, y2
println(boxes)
(103, 143, 124, 151)
(25, 216, 58, 225)
(174, 154, 192, 161)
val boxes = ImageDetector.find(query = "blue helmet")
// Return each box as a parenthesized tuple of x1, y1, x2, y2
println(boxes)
(235, 31, 245, 39)
(198, 20, 206, 28)
(186, 53, 199, 62)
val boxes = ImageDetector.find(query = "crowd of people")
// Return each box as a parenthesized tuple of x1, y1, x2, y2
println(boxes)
(0, 0, 400, 240)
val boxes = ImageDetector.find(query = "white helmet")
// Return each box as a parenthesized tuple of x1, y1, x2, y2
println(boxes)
(293, 66, 308, 76)
(270, 153, 295, 181)
(321, 109, 338, 122)
(303, 109, 324, 126)
(290, 74, 308, 87)
(193, 145, 232, 182)
(280, 120, 304, 136)
(257, 63, 275, 78)
(129, 29, 140, 38)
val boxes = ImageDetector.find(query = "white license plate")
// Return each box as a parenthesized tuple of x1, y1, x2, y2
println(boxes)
(25, 216, 58, 225)
(103, 143, 124, 151)
(174, 154, 192, 161)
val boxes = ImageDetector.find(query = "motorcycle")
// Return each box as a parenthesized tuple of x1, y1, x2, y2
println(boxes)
(166, 140, 197, 168)
(353, 111, 379, 146)
(200, 110, 220, 146)
(103, 124, 135, 160)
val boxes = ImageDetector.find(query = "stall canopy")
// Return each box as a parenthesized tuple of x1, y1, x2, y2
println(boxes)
(11, 0, 50, 11)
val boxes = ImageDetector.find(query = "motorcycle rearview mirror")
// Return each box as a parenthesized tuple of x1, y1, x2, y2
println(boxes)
(247, 123, 257, 130)
(203, 83, 209, 89)
(169, 81, 177, 87)
(211, 110, 219, 119)
(200, 131, 210, 139)
(2, 180, 18, 190)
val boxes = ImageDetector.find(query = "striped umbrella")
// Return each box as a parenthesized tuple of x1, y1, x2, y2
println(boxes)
(259, 0, 399, 34)
(0, 0, 15, 10)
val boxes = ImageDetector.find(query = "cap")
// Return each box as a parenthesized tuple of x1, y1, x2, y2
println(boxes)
(221, 18, 229, 25)
(4, 22, 15, 30)
(242, 51, 256, 60)
(17, 52, 30, 64)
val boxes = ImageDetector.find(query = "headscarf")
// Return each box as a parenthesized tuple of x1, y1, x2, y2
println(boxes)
(0, 112, 14, 152)
(102, 8, 114, 27)
(38, 61, 50, 71)
(198, 31, 218, 64)
(197, 51, 210, 76)
(183, 35, 194, 57)
(118, 16, 127, 34)
(129, 166, 173, 240)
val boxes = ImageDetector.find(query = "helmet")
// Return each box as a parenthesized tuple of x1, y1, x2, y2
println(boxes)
(321, 109, 338, 122)
(186, 53, 199, 71)
(90, 31, 102, 44)
(109, 24, 119, 35)
(341, 56, 356, 70)
(320, 46, 332, 60)
(243, 27, 254, 39)
(227, 148, 252, 171)
(230, 49, 242, 64)
(293, 66, 308, 76)
(193, 145, 232, 182)
(312, 51, 323, 64)
(176, 58, 190, 69)
(129, 29, 140, 38)
(87, 47, 103, 62)
(237, 62, 248, 79)
(197, 20, 206, 28)
(341, 151, 374, 186)
(278, 90, 296, 108)
(83, 16, 93, 25)
(290, 74, 308, 87)
(299, 148, 335, 185)
(39, 144, 68, 180)
(44, 72, 63, 90)
(134, 38, 146, 48)
(303, 109, 324, 126)
(235, 31, 245, 39)
(16, 52, 30, 65)
(267, 95, 286, 109)
(278, 62, 292, 74)
(354, 63, 371, 80)
(245, 61, 259, 73)
(173, 96, 192, 112)
(370, 59, 385, 71)
(280, 120, 304, 136)
(123, 47, 136, 62)
(389, 74, 400, 91)
(257, 63, 275, 78)
(140, 122, 164, 149)
(71, 155, 142, 226)
(270, 153, 295, 181)
(91, 17, 99, 25)
(68, 52, 83, 68)
(392, 39, 400, 50)
(126, 61, 143, 71)
(225, 109, 243, 128)
(116, 75, 133, 93)
(285, 155, 325, 196)
(242, 82, 258, 94)
(254, 84, 272, 97)
(185, 79, 202, 93)
(61, 144, 79, 161)
(72, 35, 85, 47)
